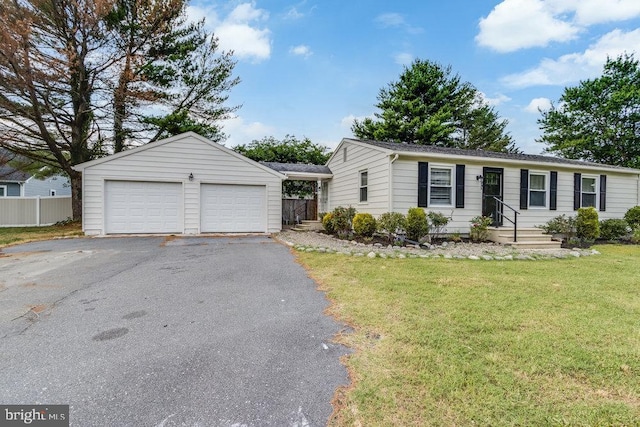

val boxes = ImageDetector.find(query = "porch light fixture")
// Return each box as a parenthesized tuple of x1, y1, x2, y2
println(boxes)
(476, 175, 484, 182)
(188, 173, 194, 181)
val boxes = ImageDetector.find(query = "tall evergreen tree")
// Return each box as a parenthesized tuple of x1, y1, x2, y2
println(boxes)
(106, 0, 239, 152)
(353, 59, 518, 152)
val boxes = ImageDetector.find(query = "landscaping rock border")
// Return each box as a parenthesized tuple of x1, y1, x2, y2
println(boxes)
(274, 231, 600, 260)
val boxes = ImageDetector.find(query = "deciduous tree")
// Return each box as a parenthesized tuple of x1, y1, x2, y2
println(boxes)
(234, 135, 331, 197)
(538, 54, 640, 168)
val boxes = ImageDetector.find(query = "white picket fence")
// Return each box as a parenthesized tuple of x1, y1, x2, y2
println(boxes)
(0, 196, 72, 227)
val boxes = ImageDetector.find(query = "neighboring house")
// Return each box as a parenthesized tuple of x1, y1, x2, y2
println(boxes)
(0, 164, 70, 197)
(23, 174, 71, 197)
(74, 132, 285, 235)
(325, 138, 640, 233)
(0, 165, 29, 197)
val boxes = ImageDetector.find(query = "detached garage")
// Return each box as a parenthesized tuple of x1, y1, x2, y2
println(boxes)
(74, 132, 285, 235)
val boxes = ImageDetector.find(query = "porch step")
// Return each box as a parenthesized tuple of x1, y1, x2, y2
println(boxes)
(291, 220, 323, 232)
(487, 227, 562, 249)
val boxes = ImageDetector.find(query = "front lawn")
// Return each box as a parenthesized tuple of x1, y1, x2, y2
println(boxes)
(298, 246, 640, 426)
(0, 222, 83, 248)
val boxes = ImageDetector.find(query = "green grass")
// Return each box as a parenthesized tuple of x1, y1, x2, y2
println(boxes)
(0, 222, 83, 247)
(298, 246, 640, 426)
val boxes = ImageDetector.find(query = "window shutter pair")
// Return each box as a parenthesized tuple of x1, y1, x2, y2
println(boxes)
(417, 162, 465, 208)
(520, 169, 557, 210)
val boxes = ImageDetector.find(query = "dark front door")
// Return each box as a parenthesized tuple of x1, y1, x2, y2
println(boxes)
(482, 167, 504, 226)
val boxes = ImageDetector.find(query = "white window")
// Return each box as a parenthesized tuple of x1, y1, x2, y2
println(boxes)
(50, 189, 57, 196)
(529, 173, 547, 207)
(359, 170, 368, 202)
(429, 166, 452, 205)
(581, 176, 597, 208)
(0, 185, 6, 197)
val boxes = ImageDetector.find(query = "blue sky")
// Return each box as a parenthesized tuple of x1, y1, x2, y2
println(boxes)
(187, 0, 640, 154)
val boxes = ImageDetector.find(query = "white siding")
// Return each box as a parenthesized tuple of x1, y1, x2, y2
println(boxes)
(392, 158, 485, 233)
(392, 156, 640, 234)
(80, 133, 283, 235)
(326, 141, 391, 216)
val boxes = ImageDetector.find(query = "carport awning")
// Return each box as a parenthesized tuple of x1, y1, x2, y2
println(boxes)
(260, 162, 332, 181)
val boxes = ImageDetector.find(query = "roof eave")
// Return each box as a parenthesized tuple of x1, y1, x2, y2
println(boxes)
(284, 172, 333, 181)
(390, 150, 640, 174)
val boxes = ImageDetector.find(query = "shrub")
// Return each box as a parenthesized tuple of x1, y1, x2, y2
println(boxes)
(331, 206, 356, 238)
(377, 212, 406, 243)
(538, 215, 576, 239)
(353, 213, 377, 237)
(427, 211, 449, 239)
(322, 212, 335, 234)
(469, 216, 492, 242)
(406, 207, 429, 242)
(632, 227, 640, 244)
(576, 207, 600, 241)
(599, 219, 629, 241)
(624, 206, 640, 229)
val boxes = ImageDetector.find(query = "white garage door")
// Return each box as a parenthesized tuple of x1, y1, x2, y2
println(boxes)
(105, 181, 182, 234)
(201, 184, 266, 232)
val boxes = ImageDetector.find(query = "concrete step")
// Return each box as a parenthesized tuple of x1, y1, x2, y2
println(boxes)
(495, 233, 555, 242)
(290, 220, 323, 232)
(487, 227, 561, 248)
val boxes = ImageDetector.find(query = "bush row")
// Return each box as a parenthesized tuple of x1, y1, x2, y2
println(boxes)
(320, 207, 451, 243)
(538, 205, 640, 246)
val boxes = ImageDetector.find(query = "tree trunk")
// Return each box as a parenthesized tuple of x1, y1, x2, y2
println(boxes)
(69, 170, 82, 221)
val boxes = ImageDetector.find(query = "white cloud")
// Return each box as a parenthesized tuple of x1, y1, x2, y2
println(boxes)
(284, 7, 304, 20)
(290, 45, 313, 58)
(480, 93, 511, 107)
(554, 0, 640, 25)
(476, 0, 580, 52)
(340, 114, 374, 131)
(394, 52, 414, 66)
(477, 0, 640, 52)
(501, 28, 640, 87)
(223, 116, 276, 148)
(525, 97, 553, 113)
(186, 5, 218, 25)
(375, 13, 405, 27)
(374, 13, 423, 34)
(190, 2, 271, 63)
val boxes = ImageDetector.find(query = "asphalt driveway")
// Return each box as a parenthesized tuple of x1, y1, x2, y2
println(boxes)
(0, 235, 350, 426)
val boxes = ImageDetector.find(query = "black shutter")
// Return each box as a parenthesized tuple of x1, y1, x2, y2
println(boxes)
(573, 173, 581, 210)
(418, 162, 428, 207)
(520, 169, 529, 210)
(455, 164, 465, 208)
(599, 174, 607, 212)
(550, 171, 558, 210)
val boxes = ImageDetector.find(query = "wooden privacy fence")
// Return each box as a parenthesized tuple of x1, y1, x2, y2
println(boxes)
(0, 196, 72, 227)
(282, 199, 317, 224)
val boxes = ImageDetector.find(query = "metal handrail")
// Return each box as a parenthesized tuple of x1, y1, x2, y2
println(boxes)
(492, 196, 520, 242)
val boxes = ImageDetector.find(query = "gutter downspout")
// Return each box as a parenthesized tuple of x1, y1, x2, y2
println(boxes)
(388, 154, 399, 212)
